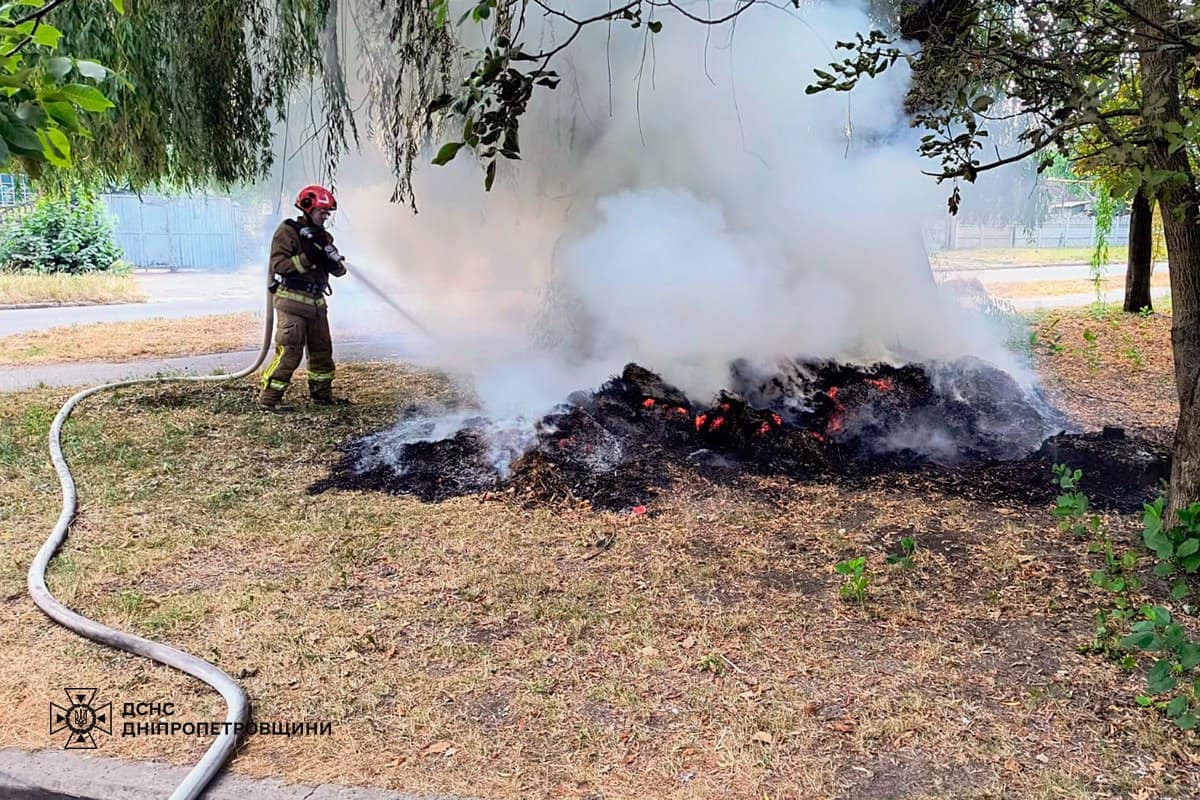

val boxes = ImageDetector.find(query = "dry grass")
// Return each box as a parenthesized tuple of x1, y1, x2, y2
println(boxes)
(0, 272, 144, 306)
(932, 246, 1129, 269)
(0, 313, 260, 365)
(1030, 305, 1177, 444)
(0, 345, 1197, 799)
(990, 272, 1170, 300)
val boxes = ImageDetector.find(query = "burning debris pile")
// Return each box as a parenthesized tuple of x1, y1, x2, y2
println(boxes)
(311, 360, 1168, 513)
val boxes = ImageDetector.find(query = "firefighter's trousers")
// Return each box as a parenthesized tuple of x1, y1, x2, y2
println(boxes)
(259, 301, 335, 406)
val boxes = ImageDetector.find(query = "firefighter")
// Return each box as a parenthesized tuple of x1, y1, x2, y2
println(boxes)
(259, 184, 350, 410)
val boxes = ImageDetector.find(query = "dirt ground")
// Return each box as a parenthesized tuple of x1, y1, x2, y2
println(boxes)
(1, 309, 1196, 799)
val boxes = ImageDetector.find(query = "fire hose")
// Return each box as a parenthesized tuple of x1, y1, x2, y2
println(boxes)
(27, 256, 430, 798)
(26, 275, 276, 799)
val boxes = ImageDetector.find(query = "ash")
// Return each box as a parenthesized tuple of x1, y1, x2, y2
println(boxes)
(310, 361, 1167, 513)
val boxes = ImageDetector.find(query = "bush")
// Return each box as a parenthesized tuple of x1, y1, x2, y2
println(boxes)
(0, 197, 123, 274)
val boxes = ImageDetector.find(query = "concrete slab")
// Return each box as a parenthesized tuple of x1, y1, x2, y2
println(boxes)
(0, 748, 482, 800)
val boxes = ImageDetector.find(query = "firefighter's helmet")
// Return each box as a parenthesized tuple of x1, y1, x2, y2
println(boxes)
(295, 185, 337, 213)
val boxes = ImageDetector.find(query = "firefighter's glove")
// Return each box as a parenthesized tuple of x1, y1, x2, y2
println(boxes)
(323, 243, 346, 269)
(298, 226, 318, 241)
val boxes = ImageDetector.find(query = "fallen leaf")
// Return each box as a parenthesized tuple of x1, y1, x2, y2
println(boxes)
(751, 730, 773, 746)
(681, 635, 696, 650)
(426, 741, 453, 755)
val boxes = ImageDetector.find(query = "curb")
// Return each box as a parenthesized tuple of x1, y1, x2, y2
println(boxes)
(0, 301, 146, 311)
(0, 748, 483, 800)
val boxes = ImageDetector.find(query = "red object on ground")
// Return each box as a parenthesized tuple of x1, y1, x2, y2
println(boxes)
(632, 505, 646, 515)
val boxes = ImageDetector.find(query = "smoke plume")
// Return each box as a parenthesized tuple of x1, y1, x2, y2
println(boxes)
(322, 1, 1029, 425)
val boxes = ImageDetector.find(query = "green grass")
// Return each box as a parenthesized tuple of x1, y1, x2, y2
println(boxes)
(935, 244, 1131, 267)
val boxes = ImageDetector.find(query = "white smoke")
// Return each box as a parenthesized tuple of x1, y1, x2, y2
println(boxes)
(323, 0, 1030, 423)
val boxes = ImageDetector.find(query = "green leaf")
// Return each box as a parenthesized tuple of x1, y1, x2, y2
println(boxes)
(1180, 642, 1200, 670)
(46, 56, 71, 80)
(111, 0, 125, 13)
(61, 83, 113, 112)
(0, 114, 41, 154)
(1171, 578, 1190, 601)
(1177, 714, 1199, 730)
(0, 133, 9, 165)
(1148, 606, 1173, 626)
(1167, 695, 1189, 717)
(1147, 659, 1177, 694)
(15, 20, 61, 48)
(1121, 631, 1160, 651)
(1177, 538, 1200, 558)
(15, 101, 45, 128)
(648, 20, 662, 33)
(1154, 561, 1177, 578)
(75, 60, 106, 80)
(484, 159, 496, 191)
(43, 101, 78, 131)
(431, 140, 464, 166)
(0, 68, 31, 89)
(970, 95, 994, 113)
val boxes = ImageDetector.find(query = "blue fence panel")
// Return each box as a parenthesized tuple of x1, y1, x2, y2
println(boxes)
(101, 193, 241, 270)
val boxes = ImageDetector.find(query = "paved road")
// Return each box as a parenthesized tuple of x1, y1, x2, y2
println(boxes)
(933, 261, 1167, 284)
(0, 270, 263, 337)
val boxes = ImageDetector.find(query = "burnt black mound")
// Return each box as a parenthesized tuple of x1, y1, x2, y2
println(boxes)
(310, 360, 1168, 514)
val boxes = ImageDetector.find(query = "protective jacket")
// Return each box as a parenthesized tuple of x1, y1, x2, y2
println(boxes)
(269, 219, 346, 313)
(259, 216, 347, 406)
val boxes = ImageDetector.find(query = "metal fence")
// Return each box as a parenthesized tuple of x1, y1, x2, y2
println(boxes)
(100, 193, 243, 270)
(925, 214, 1132, 251)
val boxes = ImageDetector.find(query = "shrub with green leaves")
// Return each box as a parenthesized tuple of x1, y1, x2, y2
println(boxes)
(1143, 498, 1200, 603)
(0, 196, 123, 274)
(1122, 605, 1200, 730)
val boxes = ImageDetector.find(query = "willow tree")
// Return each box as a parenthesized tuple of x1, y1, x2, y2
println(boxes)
(41, 0, 354, 189)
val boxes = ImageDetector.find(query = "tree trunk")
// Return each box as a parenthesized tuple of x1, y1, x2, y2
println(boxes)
(1137, 0, 1200, 520)
(1123, 189, 1153, 313)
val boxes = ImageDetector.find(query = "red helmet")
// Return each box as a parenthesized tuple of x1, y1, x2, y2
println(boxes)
(295, 184, 337, 213)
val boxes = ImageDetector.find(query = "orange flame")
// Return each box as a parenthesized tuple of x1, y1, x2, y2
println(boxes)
(642, 397, 656, 408)
(826, 386, 845, 435)
(711, 416, 726, 431)
(866, 378, 894, 391)
(771, 413, 782, 426)
(757, 421, 771, 435)
(695, 414, 707, 431)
